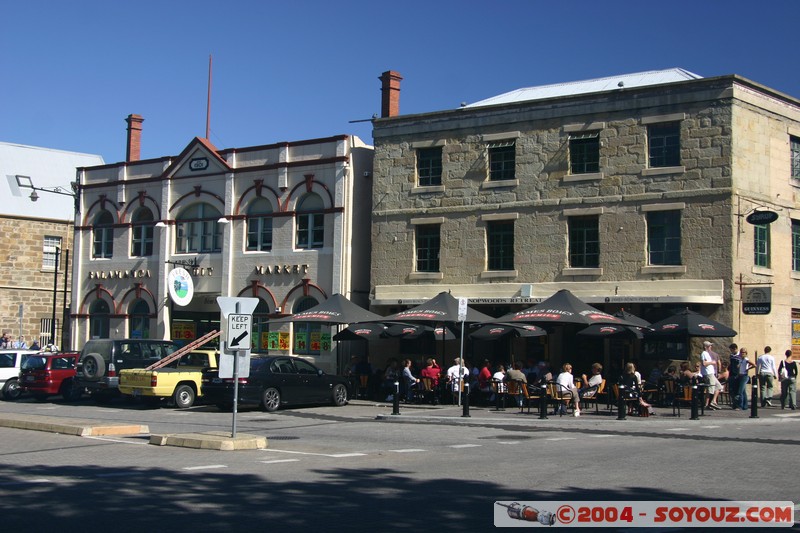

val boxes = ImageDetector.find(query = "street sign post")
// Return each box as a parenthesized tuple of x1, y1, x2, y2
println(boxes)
(216, 297, 258, 438)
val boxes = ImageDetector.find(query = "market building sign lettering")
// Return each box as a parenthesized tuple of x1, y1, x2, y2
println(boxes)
(255, 264, 310, 275)
(88, 269, 152, 280)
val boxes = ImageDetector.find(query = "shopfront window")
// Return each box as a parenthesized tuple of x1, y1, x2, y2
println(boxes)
(90, 300, 110, 339)
(129, 299, 150, 339)
(293, 296, 321, 355)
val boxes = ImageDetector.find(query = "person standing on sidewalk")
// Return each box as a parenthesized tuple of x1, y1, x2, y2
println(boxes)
(701, 341, 722, 410)
(735, 347, 754, 410)
(756, 346, 779, 407)
(728, 344, 742, 408)
(778, 350, 798, 410)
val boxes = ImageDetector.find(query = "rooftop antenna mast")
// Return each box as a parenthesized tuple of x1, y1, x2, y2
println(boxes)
(205, 54, 212, 139)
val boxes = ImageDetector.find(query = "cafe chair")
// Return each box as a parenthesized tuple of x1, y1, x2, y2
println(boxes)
(507, 379, 530, 413)
(580, 379, 606, 413)
(547, 382, 574, 416)
(417, 376, 437, 405)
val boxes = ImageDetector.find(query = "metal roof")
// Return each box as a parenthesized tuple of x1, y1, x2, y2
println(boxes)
(1, 142, 104, 221)
(464, 68, 703, 108)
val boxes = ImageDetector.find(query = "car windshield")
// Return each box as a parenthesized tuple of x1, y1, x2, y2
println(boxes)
(22, 356, 47, 370)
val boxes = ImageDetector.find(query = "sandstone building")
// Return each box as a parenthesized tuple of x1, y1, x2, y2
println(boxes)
(369, 69, 800, 369)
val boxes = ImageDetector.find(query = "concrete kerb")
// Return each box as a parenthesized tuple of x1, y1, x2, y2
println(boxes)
(0, 413, 149, 437)
(150, 431, 267, 451)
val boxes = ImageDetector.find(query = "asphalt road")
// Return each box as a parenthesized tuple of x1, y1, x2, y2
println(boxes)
(1, 396, 798, 532)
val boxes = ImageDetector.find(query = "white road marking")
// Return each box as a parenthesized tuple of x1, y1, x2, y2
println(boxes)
(589, 434, 614, 438)
(497, 441, 521, 445)
(544, 437, 575, 441)
(665, 428, 690, 431)
(448, 444, 482, 448)
(260, 449, 366, 458)
(260, 459, 300, 464)
(182, 464, 228, 471)
(388, 448, 426, 453)
(700, 425, 720, 429)
(774, 413, 800, 418)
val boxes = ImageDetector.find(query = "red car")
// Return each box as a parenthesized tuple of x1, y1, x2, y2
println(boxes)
(20, 352, 82, 401)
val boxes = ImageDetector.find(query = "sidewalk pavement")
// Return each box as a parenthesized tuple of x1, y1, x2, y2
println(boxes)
(350, 398, 798, 428)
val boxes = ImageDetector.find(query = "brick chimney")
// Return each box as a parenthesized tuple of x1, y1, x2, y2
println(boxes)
(379, 71, 402, 118)
(125, 114, 144, 162)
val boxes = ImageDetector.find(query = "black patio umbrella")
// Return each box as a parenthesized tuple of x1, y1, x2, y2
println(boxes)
(577, 309, 650, 339)
(332, 323, 388, 341)
(646, 308, 737, 338)
(469, 323, 547, 341)
(269, 293, 384, 325)
(384, 323, 457, 341)
(380, 291, 495, 324)
(486, 289, 639, 327)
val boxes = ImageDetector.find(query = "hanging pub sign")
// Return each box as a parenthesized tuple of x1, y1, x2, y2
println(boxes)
(742, 286, 771, 315)
(746, 210, 779, 225)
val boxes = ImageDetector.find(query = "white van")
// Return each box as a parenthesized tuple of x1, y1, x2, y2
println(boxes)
(0, 349, 40, 400)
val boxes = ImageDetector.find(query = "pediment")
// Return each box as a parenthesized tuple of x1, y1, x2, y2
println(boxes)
(164, 137, 230, 179)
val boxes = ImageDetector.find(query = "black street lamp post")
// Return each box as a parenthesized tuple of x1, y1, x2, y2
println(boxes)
(51, 247, 60, 346)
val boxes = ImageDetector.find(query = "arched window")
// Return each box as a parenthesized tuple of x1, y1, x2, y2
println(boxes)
(253, 298, 270, 351)
(92, 210, 114, 259)
(293, 296, 321, 355)
(246, 198, 273, 252)
(90, 299, 111, 339)
(128, 299, 150, 339)
(130, 207, 154, 257)
(175, 203, 222, 253)
(295, 193, 324, 250)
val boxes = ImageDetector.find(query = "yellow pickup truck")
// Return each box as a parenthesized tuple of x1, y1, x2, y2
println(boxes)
(118, 350, 218, 408)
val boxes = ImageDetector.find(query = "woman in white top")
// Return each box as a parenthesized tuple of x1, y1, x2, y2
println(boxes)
(555, 363, 581, 416)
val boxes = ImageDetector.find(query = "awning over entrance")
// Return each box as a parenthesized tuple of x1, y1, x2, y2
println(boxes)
(371, 279, 724, 307)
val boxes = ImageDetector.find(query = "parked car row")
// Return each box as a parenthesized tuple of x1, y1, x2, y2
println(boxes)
(1, 340, 352, 412)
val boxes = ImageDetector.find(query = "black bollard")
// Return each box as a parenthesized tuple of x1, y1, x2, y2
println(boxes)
(392, 380, 400, 415)
(617, 385, 627, 420)
(690, 378, 700, 420)
(462, 382, 471, 417)
(538, 385, 549, 419)
(750, 376, 759, 419)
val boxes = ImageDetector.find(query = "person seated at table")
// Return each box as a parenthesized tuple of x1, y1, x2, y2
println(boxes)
(382, 359, 400, 401)
(579, 362, 603, 400)
(419, 358, 441, 404)
(478, 359, 493, 397)
(401, 358, 420, 402)
(505, 362, 528, 407)
(680, 361, 701, 384)
(618, 362, 653, 415)
(663, 366, 678, 380)
(556, 363, 581, 417)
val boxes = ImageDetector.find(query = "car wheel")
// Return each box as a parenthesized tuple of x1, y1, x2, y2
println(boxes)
(2, 379, 22, 401)
(331, 384, 348, 407)
(173, 384, 196, 409)
(82, 353, 106, 379)
(60, 380, 83, 402)
(261, 387, 281, 412)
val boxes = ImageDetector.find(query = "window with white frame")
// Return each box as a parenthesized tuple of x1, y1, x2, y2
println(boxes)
(92, 210, 114, 259)
(130, 207, 154, 257)
(793, 219, 800, 272)
(246, 198, 273, 252)
(175, 203, 223, 254)
(791, 136, 800, 180)
(43, 236, 62, 270)
(295, 193, 324, 249)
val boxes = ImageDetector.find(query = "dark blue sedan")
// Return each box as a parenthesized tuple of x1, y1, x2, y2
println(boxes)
(201, 355, 350, 412)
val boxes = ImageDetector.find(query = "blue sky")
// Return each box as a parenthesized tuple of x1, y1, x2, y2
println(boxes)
(3, 0, 799, 165)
